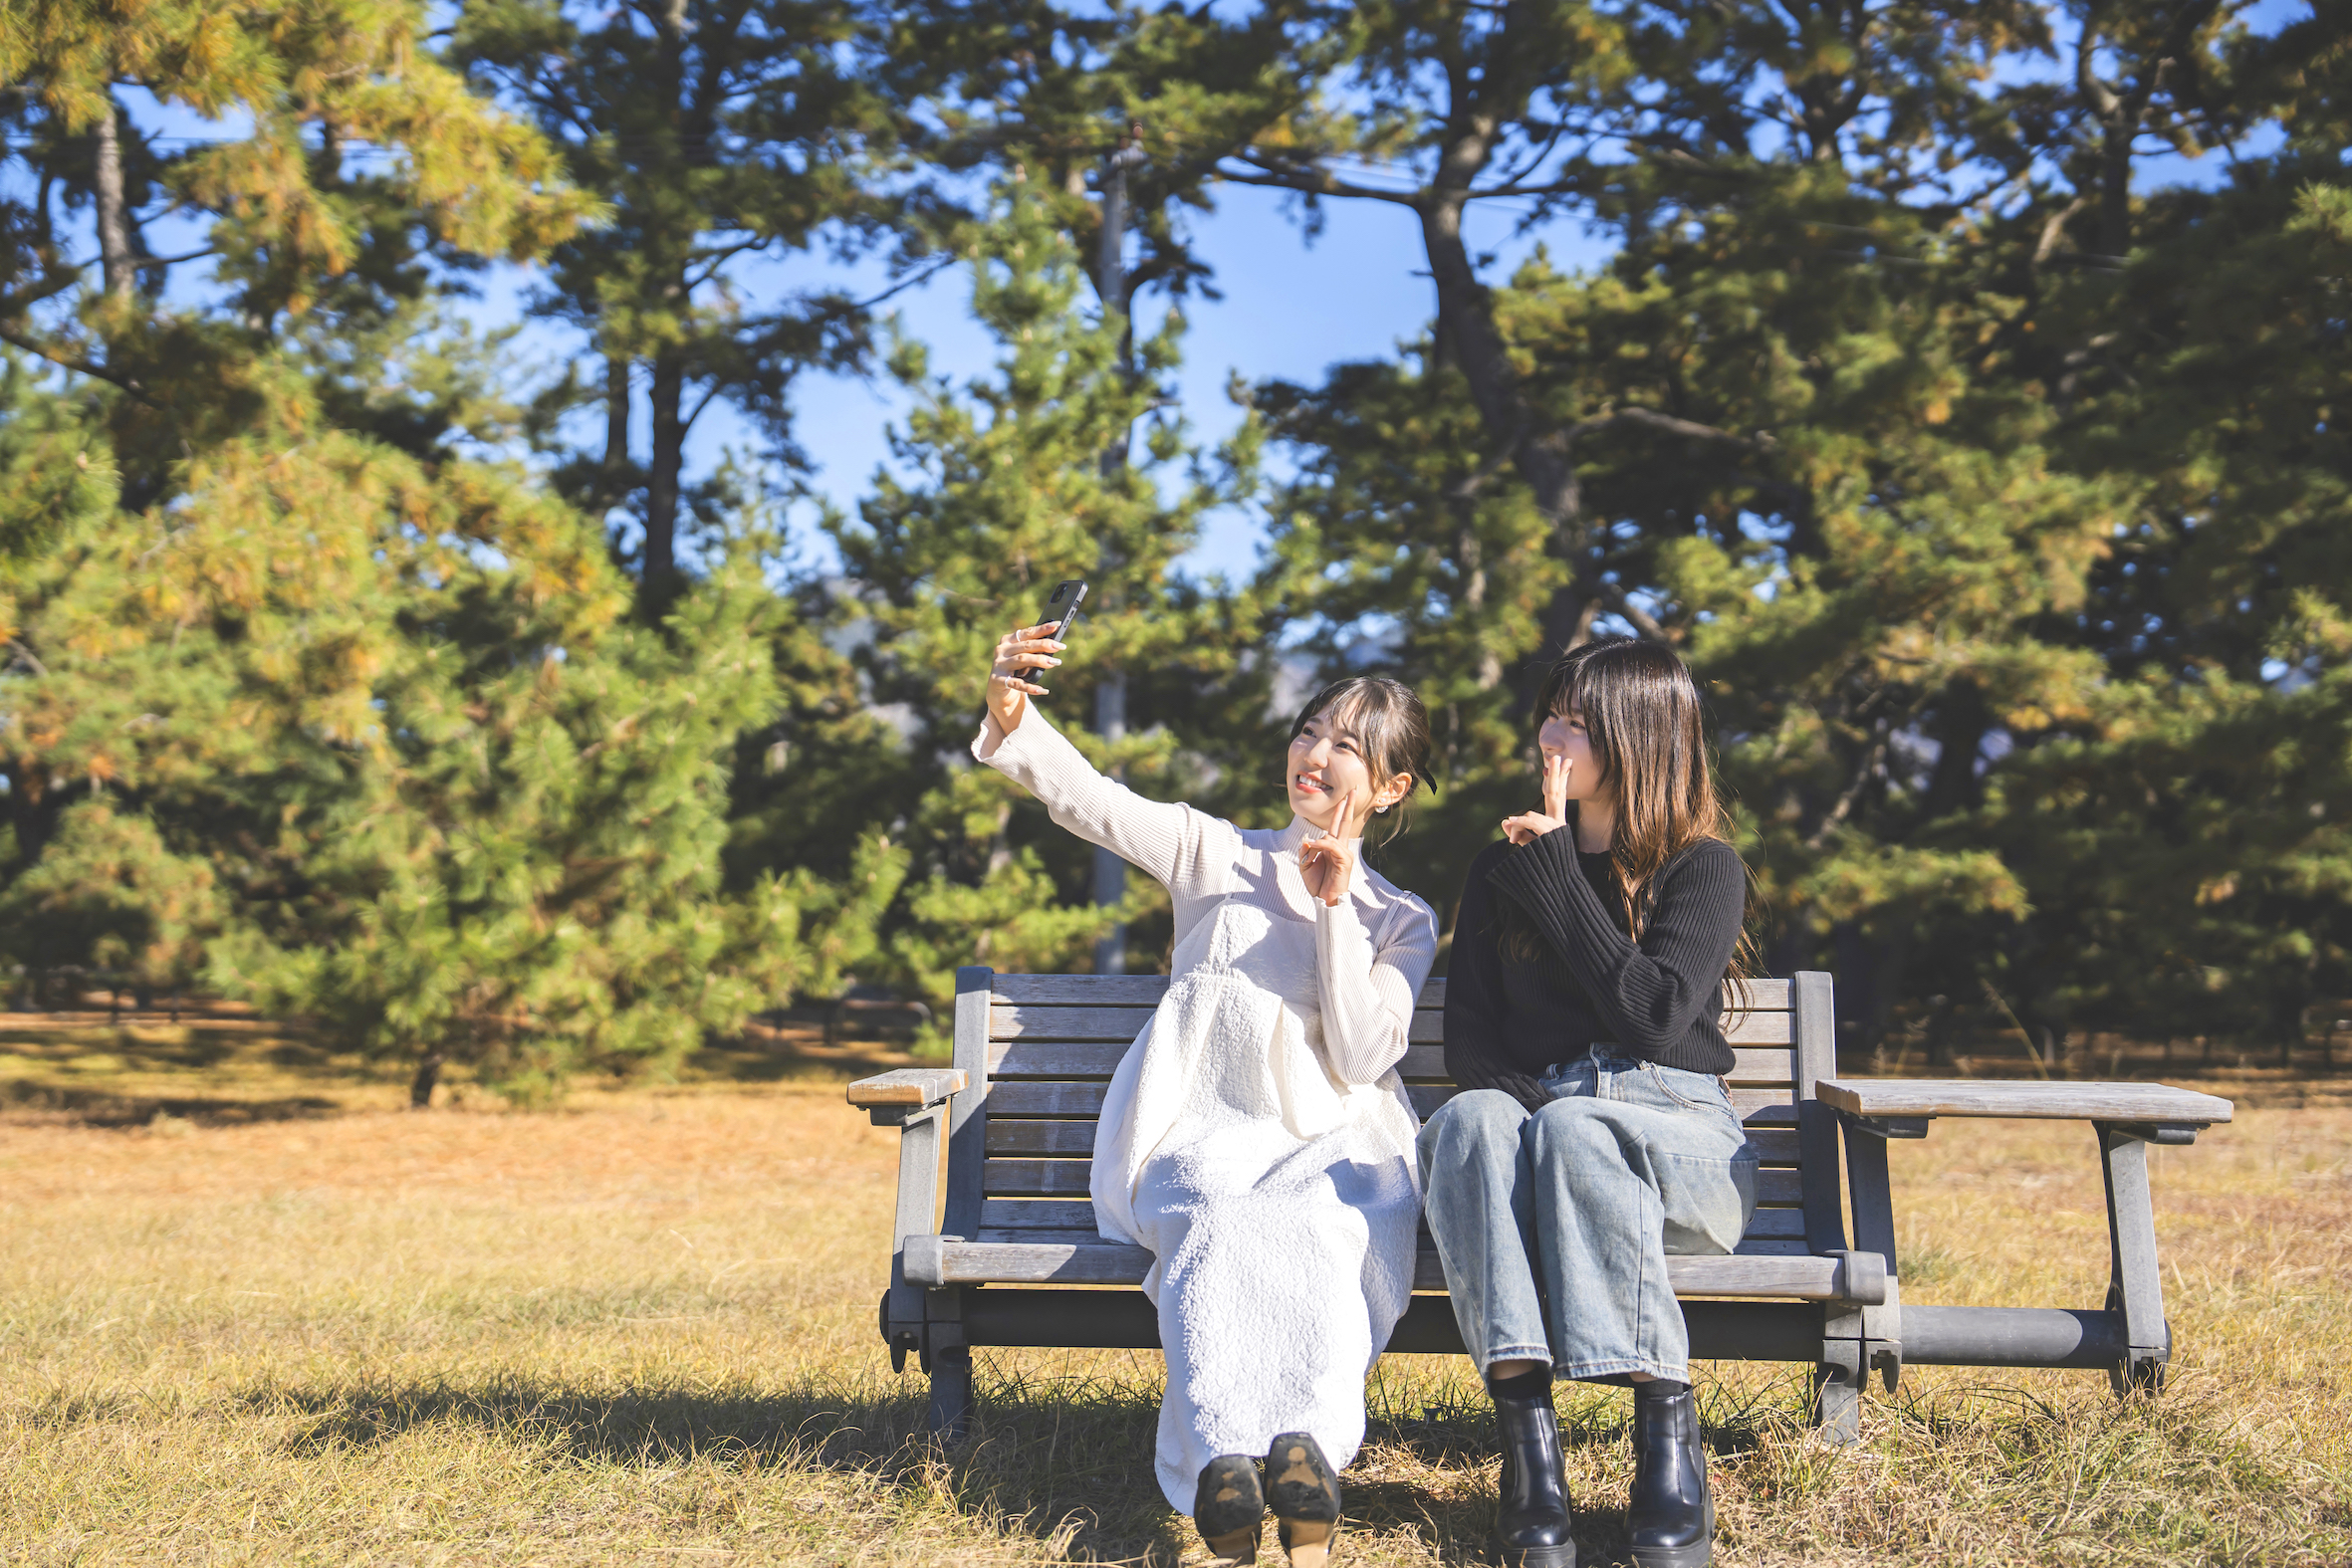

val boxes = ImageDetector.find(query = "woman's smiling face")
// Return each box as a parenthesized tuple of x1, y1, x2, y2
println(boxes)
(1288, 704, 1390, 832)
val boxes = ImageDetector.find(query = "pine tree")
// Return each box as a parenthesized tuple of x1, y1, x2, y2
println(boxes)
(0, 386, 903, 1098)
(1, 0, 593, 506)
(1233, 0, 2350, 1057)
(451, 0, 918, 595)
(0, 0, 899, 1097)
(824, 179, 1261, 1004)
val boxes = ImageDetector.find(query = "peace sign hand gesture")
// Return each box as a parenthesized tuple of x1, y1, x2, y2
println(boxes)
(1501, 751, 1572, 846)
(1298, 785, 1370, 907)
(986, 622, 1064, 733)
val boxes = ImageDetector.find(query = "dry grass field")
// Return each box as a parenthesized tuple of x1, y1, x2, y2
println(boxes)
(2, 1015, 2348, 1566)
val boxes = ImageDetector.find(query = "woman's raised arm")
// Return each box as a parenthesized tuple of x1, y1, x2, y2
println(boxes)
(974, 623, 1233, 899)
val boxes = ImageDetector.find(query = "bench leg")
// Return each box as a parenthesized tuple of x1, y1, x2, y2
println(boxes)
(2096, 1125, 2171, 1396)
(1811, 1352, 1863, 1445)
(927, 1345, 974, 1443)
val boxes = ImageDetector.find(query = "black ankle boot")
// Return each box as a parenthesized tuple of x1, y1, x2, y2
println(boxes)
(1489, 1370, 1575, 1568)
(1627, 1381, 1713, 1568)
(1195, 1454, 1265, 1564)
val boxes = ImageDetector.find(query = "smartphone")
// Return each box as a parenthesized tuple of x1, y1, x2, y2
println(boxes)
(1042, 579, 1088, 641)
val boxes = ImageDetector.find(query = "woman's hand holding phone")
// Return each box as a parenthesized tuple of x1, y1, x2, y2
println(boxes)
(1501, 752, 1572, 846)
(1298, 786, 1370, 907)
(987, 622, 1064, 734)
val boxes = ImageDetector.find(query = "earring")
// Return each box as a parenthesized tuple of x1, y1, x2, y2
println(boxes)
(1376, 804, 1390, 814)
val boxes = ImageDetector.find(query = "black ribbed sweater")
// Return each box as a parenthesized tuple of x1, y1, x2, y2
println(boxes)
(1443, 827, 1747, 1099)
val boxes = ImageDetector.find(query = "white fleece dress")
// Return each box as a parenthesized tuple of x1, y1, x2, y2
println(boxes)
(975, 708, 1439, 1512)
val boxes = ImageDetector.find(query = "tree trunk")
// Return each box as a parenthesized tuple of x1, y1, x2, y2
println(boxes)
(2038, 1023, 2068, 1078)
(1926, 997, 1955, 1068)
(1088, 138, 1144, 978)
(93, 100, 132, 303)
(1415, 190, 1592, 663)
(409, 1049, 445, 1109)
(1454, 516, 1503, 691)
(1922, 684, 1992, 818)
(644, 348, 683, 588)
(602, 352, 631, 512)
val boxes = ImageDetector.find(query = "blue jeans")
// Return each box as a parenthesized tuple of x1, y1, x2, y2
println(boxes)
(1416, 1053, 1760, 1383)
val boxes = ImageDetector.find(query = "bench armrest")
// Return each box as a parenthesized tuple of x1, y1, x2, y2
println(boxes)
(847, 1067, 969, 1124)
(1817, 1078, 2232, 1141)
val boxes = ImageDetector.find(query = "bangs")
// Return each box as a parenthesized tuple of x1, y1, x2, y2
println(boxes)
(1533, 657, 1589, 724)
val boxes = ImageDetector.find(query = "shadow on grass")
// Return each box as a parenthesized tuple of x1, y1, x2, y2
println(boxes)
(0, 1077, 344, 1127)
(231, 1369, 1193, 1564)
(210, 1363, 1816, 1568)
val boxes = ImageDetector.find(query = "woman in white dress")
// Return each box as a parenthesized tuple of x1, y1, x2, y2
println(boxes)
(978, 620, 1441, 1567)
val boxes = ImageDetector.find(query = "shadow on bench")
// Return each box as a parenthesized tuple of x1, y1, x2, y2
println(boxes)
(849, 968, 2230, 1445)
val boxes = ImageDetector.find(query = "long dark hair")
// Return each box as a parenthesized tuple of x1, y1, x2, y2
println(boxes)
(1500, 639, 1758, 1004)
(1289, 675, 1436, 849)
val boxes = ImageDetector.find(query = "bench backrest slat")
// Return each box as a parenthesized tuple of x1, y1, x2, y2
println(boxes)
(986, 974, 1797, 1011)
(957, 968, 1830, 1257)
(987, 1036, 1797, 1085)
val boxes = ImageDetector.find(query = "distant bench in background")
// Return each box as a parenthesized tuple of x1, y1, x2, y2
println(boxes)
(850, 968, 2233, 1442)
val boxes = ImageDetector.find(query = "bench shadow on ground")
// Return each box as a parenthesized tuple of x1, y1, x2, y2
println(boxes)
(229, 1371, 1789, 1567)
(240, 1375, 1199, 1564)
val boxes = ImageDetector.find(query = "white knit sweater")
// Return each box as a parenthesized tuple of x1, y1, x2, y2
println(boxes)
(976, 702, 1440, 1507)
(974, 703, 1437, 1237)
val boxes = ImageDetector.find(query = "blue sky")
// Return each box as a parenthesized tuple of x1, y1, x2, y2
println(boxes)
(488, 0, 2308, 585)
(10, 0, 2312, 590)
(642, 182, 1618, 583)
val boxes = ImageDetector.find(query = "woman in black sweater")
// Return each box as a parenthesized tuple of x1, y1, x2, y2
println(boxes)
(1417, 638, 1755, 1568)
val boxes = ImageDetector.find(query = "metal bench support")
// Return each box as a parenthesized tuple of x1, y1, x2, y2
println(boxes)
(2096, 1123, 2172, 1394)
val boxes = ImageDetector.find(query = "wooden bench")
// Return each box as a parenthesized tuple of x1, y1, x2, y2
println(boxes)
(849, 968, 2231, 1443)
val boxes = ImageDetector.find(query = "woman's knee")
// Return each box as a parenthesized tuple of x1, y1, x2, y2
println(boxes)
(1523, 1096, 1631, 1172)
(1418, 1089, 1528, 1166)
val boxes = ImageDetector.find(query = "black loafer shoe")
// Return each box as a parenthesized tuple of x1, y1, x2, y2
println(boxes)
(1265, 1432, 1343, 1568)
(1195, 1454, 1266, 1565)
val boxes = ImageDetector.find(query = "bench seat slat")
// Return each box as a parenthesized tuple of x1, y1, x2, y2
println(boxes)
(991, 1037, 1798, 1085)
(982, 1158, 1809, 1206)
(979, 1197, 1811, 1238)
(988, 974, 1795, 1011)
(985, 1120, 1807, 1167)
(969, 1227, 1816, 1260)
(910, 1236, 1855, 1298)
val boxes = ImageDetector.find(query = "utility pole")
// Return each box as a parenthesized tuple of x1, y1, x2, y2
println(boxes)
(1091, 126, 1146, 977)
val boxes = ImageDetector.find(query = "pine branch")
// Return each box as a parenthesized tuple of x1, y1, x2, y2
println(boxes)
(1217, 153, 1421, 206)
(0, 326, 161, 406)
(1567, 405, 1775, 453)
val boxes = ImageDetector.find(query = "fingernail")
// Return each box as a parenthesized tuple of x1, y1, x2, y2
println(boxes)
(1046, 657, 1060, 666)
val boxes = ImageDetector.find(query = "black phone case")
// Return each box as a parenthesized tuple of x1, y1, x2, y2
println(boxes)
(1046, 581, 1087, 638)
